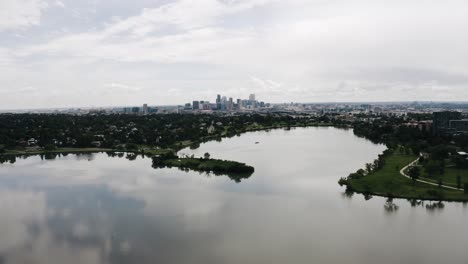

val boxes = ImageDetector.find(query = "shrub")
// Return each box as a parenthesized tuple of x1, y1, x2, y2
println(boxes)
(338, 177, 348, 186)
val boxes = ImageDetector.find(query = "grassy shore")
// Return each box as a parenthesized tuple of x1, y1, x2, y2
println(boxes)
(1, 147, 113, 156)
(344, 151, 468, 201)
(417, 165, 468, 189)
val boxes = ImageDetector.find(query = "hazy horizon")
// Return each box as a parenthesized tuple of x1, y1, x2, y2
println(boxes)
(1, 0, 468, 109)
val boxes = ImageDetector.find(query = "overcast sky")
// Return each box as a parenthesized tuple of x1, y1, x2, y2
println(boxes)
(1, 0, 468, 109)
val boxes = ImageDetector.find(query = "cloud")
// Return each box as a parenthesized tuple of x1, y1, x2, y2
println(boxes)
(55, 0, 65, 8)
(102, 0, 275, 37)
(2, 0, 468, 108)
(104, 83, 142, 92)
(0, 0, 48, 31)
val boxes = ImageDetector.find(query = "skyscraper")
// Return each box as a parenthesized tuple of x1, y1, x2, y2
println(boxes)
(192, 101, 200, 110)
(143, 104, 148, 115)
(249, 94, 256, 102)
(216, 94, 221, 110)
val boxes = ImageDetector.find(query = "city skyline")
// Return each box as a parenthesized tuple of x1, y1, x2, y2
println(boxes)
(1, 0, 468, 110)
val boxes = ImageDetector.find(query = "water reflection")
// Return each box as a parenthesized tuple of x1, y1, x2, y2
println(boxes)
(342, 188, 354, 199)
(0, 185, 146, 264)
(425, 201, 445, 212)
(383, 198, 399, 213)
(151, 162, 252, 183)
(0, 155, 16, 164)
(1, 128, 468, 264)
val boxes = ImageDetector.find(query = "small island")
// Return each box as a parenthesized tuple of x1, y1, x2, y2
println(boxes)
(151, 152, 254, 182)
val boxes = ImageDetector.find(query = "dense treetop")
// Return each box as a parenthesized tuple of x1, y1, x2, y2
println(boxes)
(0, 113, 315, 149)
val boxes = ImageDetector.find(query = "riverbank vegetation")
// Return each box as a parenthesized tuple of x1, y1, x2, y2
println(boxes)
(343, 112, 468, 201)
(0, 113, 334, 153)
(340, 148, 468, 201)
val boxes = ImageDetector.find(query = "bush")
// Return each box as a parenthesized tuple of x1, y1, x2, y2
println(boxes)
(125, 143, 139, 150)
(338, 177, 348, 186)
(44, 144, 56, 151)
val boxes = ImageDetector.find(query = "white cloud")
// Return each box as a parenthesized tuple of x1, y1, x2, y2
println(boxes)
(1, 0, 468, 108)
(55, 0, 65, 8)
(0, 0, 48, 31)
(104, 83, 142, 92)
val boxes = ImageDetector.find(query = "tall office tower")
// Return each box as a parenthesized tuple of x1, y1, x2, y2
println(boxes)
(249, 94, 256, 101)
(143, 104, 148, 115)
(216, 94, 221, 110)
(433, 111, 462, 134)
(192, 101, 200, 110)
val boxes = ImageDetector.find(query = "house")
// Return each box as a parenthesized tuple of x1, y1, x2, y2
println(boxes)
(457, 151, 468, 160)
(207, 125, 215, 134)
(91, 141, 102, 147)
(27, 138, 37, 146)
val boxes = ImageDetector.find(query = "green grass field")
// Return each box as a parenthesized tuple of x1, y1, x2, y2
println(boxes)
(419, 165, 468, 188)
(346, 152, 468, 201)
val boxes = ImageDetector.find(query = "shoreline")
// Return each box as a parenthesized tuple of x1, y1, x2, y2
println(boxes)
(5, 125, 464, 202)
(341, 149, 468, 202)
(0, 123, 337, 157)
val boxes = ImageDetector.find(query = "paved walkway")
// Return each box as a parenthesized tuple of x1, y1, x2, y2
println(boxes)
(400, 158, 462, 191)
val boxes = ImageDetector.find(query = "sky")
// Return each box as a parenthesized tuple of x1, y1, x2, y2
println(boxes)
(1, 0, 468, 109)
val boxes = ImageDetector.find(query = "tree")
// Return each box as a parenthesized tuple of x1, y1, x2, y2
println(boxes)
(44, 144, 56, 151)
(439, 160, 445, 175)
(125, 143, 138, 150)
(425, 161, 439, 178)
(0, 145, 5, 154)
(408, 166, 420, 183)
(457, 175, 462, 189)
(365, 163, 373, 174)
(204, 152, 210, 159)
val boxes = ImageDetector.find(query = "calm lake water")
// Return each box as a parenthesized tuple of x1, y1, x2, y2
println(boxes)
(1, 127, 468, 264)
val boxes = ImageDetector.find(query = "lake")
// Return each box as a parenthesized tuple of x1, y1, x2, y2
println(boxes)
(0, 127, 467, 264)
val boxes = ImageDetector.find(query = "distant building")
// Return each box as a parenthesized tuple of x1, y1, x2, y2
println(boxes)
(192, 101, 200, 110)
(432, 111, 462, 134)
(249, 94, 256, 102)
(216, 94, 221, 110)
(143, 104, 148, 115)
(418, 121, 432, 132)
(449, 120, 468, 133)
(131, 107, 140, 114)
(405, 120, 432, 132)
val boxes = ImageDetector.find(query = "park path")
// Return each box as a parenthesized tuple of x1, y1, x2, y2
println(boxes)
(400, 158, 461, 191)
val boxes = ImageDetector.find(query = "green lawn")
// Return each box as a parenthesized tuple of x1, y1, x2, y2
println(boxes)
(346, 152, 468, 201)
(419, 166, 468, 188)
